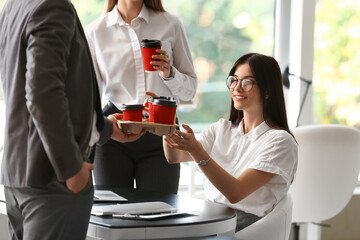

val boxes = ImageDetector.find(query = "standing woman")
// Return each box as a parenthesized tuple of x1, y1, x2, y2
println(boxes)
(85, 0, 197, 193)
(163, 53, 297, 231)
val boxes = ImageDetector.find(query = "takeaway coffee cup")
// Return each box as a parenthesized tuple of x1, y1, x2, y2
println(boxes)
(120, 104, 144, 122)
(140, 39, 162, 71)
(144, 97, 155, 122)
(144, 96, 169, 123)
(151, 97, 177, 124)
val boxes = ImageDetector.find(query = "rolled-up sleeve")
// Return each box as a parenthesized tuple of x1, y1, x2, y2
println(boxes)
(249, 132, 298, 185)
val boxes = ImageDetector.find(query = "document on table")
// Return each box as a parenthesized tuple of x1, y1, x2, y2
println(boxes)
(93, 190, 128, 202)
(113, 211, 189, 220)
(91, 201, 179, 219)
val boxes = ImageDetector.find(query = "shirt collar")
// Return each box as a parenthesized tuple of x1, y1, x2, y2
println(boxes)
(138, 4, 150, 23)
(106, 4, 150, 27)
(240, 120, 270, 142)
(107, 5, 122, 27)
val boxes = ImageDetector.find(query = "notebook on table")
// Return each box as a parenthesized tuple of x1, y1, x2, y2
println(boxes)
(93, 190, 128, 202)
(91, 201, 179, 219)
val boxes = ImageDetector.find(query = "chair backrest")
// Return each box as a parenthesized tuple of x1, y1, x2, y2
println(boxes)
(289, 124, 360, 223)
(235, 193, 293, 240)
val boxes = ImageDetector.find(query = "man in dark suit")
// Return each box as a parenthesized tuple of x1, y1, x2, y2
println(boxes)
(0, 0, 144, 239)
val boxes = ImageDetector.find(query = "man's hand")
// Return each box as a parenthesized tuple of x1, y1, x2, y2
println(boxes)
(66, 162, 94, 194)
(108, 114, 145, 143)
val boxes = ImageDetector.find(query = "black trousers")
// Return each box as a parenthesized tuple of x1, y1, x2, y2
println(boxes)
(93, 102, 180, 194)
(235, 209, 262, 232)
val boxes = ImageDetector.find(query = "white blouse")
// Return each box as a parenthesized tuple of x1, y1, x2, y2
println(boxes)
(84, 5, 197, 109)
(198, 119, 298, 217)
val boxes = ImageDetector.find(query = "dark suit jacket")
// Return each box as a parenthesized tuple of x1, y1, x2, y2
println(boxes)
(0, 0, 113, 187)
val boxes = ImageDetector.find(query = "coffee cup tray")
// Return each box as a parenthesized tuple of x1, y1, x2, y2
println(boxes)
(117, 120, 178, 136)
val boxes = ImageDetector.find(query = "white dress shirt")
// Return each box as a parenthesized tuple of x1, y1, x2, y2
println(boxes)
(197, 119, 298, 217)
(84, 5, 197, 109)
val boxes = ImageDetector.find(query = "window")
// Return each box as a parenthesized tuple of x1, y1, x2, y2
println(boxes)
(314, 0, 360, 128)
(313, 0, 360, 181)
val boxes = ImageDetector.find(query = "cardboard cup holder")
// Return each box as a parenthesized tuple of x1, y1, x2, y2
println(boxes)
(117, 119, 178, 136)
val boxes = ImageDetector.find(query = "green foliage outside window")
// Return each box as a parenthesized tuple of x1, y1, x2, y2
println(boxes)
(314, 0, 360, 129)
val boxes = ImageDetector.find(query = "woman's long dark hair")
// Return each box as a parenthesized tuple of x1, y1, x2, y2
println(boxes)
(104, 0, 165, 14)
(228, 53, 294, 138)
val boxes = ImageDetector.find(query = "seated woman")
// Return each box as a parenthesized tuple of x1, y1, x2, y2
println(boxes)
(162, 53, 298, 232)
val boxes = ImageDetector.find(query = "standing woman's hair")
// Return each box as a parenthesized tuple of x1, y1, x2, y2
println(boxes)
(105, 0, 165, 14)
(228, 53, 293, 136)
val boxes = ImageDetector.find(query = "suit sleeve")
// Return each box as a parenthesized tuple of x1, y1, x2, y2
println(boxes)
(24, 2, 83, 182)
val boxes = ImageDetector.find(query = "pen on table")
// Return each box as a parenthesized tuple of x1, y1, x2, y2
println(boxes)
(112, 213, 138, 219)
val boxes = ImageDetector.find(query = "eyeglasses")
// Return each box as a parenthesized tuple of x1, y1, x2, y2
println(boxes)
(226, 76, 256, 91)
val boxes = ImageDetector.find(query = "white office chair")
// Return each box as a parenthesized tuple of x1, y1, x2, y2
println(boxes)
(289, 124, 360, 240)
(235, 193, 293, 240)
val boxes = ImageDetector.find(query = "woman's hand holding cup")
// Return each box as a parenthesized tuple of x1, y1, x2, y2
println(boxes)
(140, 39, 172, 78)
(151, 49, 171, 78)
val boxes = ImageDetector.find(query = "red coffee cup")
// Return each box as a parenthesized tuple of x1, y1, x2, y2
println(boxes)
(120, 104, 143, 122)
(144, 96, 169, 122)
(146, 98, 154, 122)
(151, 98, 177, 124)
(141, 39, 162, 71)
